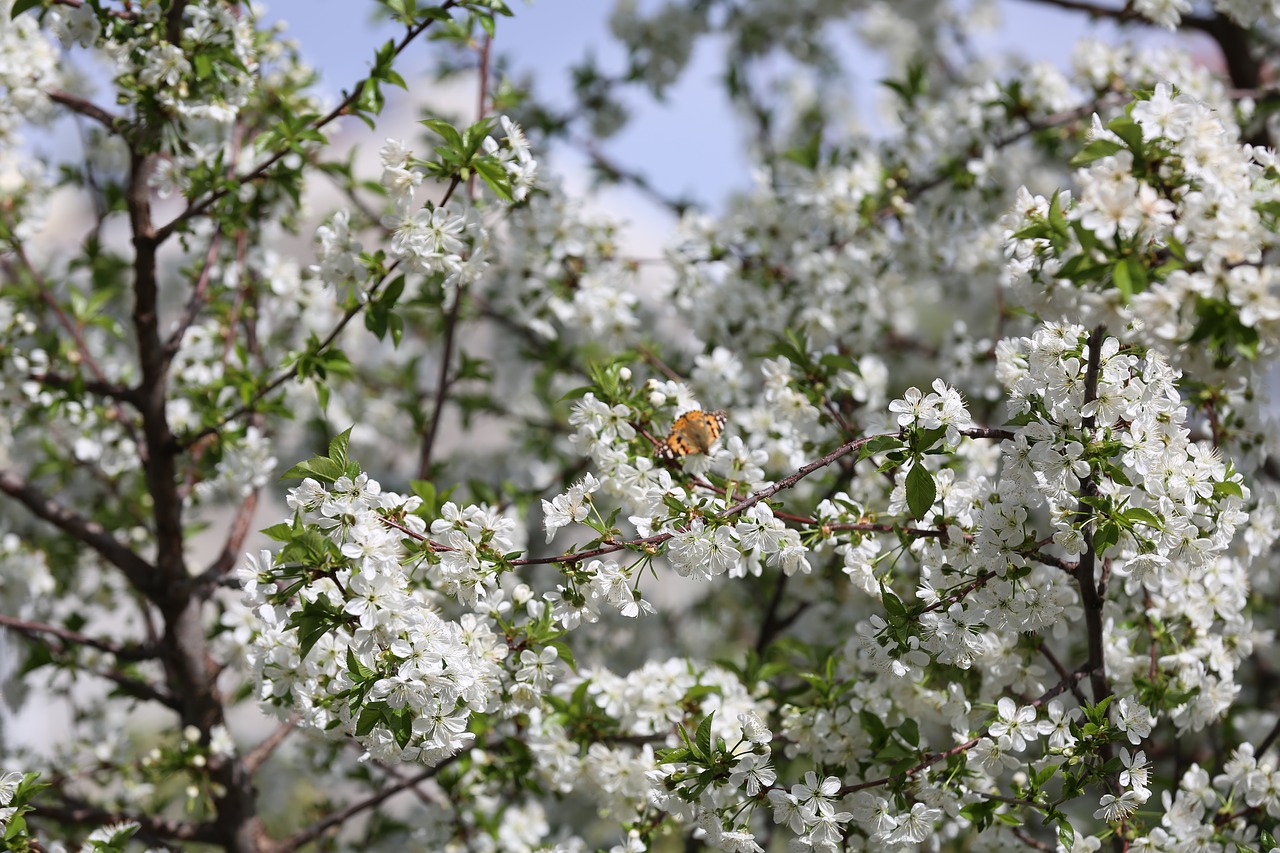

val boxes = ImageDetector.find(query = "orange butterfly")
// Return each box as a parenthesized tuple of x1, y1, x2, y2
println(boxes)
(660, 410, 727, 458)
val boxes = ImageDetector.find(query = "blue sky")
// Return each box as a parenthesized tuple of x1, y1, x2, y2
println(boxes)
(260, 1, 1176, 216)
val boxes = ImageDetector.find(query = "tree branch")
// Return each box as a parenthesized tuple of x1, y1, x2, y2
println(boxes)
(418, 283, 465, 480)
(153, 4, 458, 244)
(0, 470, 158, 593)
(275, 758, 457, 852)
(1074, 326, 1111, 708)
(46, 90, 120, 130)
(0, 613, 155, 662)
(839, 665, 1093, 796)
(34, 797, 214, 845)
(242, 717, 300, 775)
(194, 491, 260, 588)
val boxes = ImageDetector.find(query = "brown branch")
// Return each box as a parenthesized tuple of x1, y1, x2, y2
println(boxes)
(178, 263, 400, 449)
(0, 469, 159, 593)
(96, 668, 181, 710)
(1039, 640, 1091, 708)
(1256, 713, 1280, 759)
(1011, 825, 1054, 850)
(960, 426, 1016, 441)
(381, 432, 899, 570)
(900, 95, 1127, 202)
(418, 283, 465, 480)
(28, 370, 131, 401)
(125, 79, 264, 853)
(574, 134, 694, 215)
(1008, 0, 1215, 31)
(1023, 549, 1077, 574)
(825, 522, 945, 537)
(46, 90, 120, 130)
(34, 801, 213, 845)
(242, 717, 300, 775)
(1072, 327, 1120, 828)
(466, 31, 492, 200)
(124, 147, 186, 582)
(275, 758, 458, 852)
(1203, 15, 1267, 146)
(839, 666, 1092, 796)
(0, 613, 175, 708)
(164, 0, 187, 45)
(0, 613, 155, 662)
(0, 222, 136, 438)
(194, 491, 260, 588)
(165, 224, 226, 354)
(637, 344, 684, 383)
(1074, 326, 1111, 708)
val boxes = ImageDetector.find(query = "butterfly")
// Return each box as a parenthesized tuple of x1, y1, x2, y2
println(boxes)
(660, 409, 728, 458)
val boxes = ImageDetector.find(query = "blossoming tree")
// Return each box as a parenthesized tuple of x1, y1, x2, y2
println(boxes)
(2, 0, 1280, 851)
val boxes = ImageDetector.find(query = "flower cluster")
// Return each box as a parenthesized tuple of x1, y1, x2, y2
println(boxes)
(242, 471, 514, 765)
(1006, 84, 1280, 385)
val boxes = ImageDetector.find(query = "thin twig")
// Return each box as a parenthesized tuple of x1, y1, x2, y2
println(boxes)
(0, 613, 155, 661)
(1074, 326, 1111, 708)
(242, 717, 300, 774)
(418, 284, 465, 480)
(276, 758, 457, 852)
(1039, 641, 1092, 708)
(179, 264, 402, 449)
(754, 573, 790, 654)
(154, 4, 458, 244)
(839, 666, 1092, 796)
(0, 470, 158, 594)
(1257, 714, 1280, 758)
(194, 491, 260, 587)
(46, 90, 120, 130)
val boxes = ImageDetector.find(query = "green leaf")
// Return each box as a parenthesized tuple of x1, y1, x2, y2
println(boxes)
(1032, 762, 1059, 788)
(281, 456, 345, 483)
(859, 709, 888, 741)
(1068, 138, 1123, 167)
(873, 738, 914, 762)
(4, 814, 25, 843)
(905, 463, 936, 520)
(557, 385, 595, 403)
(898, 717, 919, 747)
(355, 702, 386, 737)
(1107, 115, 1144, 150)
(260, 522, 295, 543)
(1047, 190, 1069, 236)
(10, 0, 41, 17)
(421, 118, 464, 151)
(694, 712, 715, 760)
(960, 799, 1000, 831)
(881, 584, 908, 621)
(1111, 256, 1148, 300)
(346, 648, 377, 682)
(292, 597, 340, 661)
(1122, 507, 1161, 529)
(655, 747, 691, 764)
(859, 435, 903, 459)
(474, 158, 514, 201)
(328, 428, 352, 465)
(1093, 520, 1119, 555)
(548, 640, 576, 672)
(1214, 480, 1244, 499)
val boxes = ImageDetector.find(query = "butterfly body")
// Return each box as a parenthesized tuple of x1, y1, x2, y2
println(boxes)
(661, 410, 727, 458)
